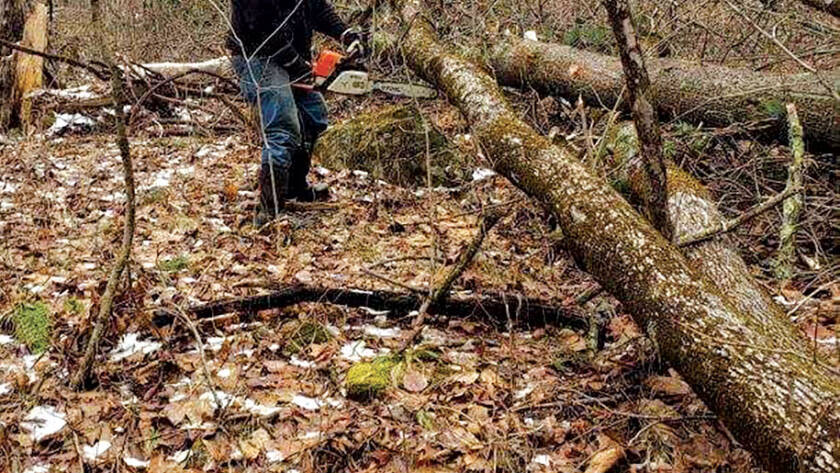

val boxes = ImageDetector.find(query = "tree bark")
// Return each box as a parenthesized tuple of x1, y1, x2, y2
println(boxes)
(393, 1, 840, 471)
(1, 0, 48, 131)
(490, 38, 840, 152)
(798, 0, 840, 17)
(602, 0, 671, 241)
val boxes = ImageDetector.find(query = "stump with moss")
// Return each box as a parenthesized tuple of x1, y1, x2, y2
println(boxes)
(314, 104, 470, 187)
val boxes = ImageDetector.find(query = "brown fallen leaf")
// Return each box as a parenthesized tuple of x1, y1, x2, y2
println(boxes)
(645, 375, 691, 397)
(584, 446, 624, 473)
(403, 369, 428, 392)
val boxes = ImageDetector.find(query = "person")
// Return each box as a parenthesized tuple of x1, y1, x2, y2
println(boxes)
(227, 0, 367, 224)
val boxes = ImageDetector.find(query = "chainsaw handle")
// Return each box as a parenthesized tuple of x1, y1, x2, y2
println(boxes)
(291, 83, 315, 92)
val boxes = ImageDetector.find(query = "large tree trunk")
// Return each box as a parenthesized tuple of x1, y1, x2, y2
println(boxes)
(393, 1, 840, 471)
(490, 38, 840, 152)
(798, 0, 840, 17)
(0, 0, 48, 131)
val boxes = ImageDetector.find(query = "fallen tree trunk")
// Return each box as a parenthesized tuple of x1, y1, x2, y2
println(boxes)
(1, 0, 48, 131)
(152, 285, 590, 330)
(490, 38, 840, 151)
(798, 0, 840, 17)
(394, 1, 840, 470)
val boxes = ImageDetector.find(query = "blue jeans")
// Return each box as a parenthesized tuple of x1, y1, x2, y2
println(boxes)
(232, 55, 329, 194)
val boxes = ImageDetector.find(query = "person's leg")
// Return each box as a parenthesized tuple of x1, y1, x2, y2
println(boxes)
(288, 88, 329, 199)
(231, 56, 303, 217)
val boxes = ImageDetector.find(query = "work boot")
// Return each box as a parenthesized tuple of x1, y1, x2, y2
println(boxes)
(291, 182, 330, 202)
(255, 163, 288, 226)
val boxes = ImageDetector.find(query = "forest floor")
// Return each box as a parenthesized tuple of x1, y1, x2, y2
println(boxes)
(2, 0, 840, 472)
(1, 94, 838, 472)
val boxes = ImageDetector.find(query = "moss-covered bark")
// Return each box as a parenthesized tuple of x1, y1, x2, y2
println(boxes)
(313, 104, 468, 187)
(394, 1, 840, 470)
(490, 38, 840, 152)
(774, 104, 805, 280)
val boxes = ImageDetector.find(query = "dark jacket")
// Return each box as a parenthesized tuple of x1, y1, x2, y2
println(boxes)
(227, 0, 348, 78)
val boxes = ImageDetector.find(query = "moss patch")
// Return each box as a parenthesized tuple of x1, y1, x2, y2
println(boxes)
(283, 320, 332, 355)
(158, 254, 190, 273)
(345, 356, 400, 400)
(14, 301, 51, 353)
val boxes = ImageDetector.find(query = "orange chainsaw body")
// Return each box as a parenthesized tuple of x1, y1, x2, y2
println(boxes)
(312, 49, 344, 79)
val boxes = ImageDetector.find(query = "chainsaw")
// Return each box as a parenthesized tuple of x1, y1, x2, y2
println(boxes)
(293, 49, 437, 99)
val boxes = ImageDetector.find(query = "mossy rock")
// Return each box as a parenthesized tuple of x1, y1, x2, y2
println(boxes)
(314, 105, 470, 187)
(14, 301, 51, 354)
(345, 356, 400, 400)
(282, 320, 332, 355)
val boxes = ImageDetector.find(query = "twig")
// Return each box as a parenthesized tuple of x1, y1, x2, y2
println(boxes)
(0, 37, 109, 80)
(176, 311, 224, 416)
(361, 267, 424, 293)
(71, 48, 137, 390)
(677, 185, 800, 247)
(602, 0, 672, 241)
(397, 210, 504, 352)
(773, 103, 805, 280)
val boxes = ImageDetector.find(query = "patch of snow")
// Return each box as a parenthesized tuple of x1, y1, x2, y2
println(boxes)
(0, 181, 17, 194)
(0, 383, 11, 395)
(110, 333, 162, 362)
(123, 456, 150, 469)
(531, 454, 551, 467)
(360, 307, 390, 316)
(523, 30, 539, 41)
(21, 405, 67, 442)
(472, 167, 497, 181)
(268, 343, 281, 351)
(48, 113, 96, 136)
(0, 334, 15, 345)
(514, 383, 535, 400)
(23, 465, 50, 473)
(352, 170, 369, 178)
(241, 398, 281, 417)
(291, 394, 323, 411)
(167, 450, 190, 463)
(216, 367, 232, 378)
(313, 166, 330, 176)
(339, 340, 377, 362)
(363, 325, 401, 338)
(203, 336, 228, 351)
(83, 440, 112, 462)
(289, 355, 315, 368)
(207, 217, 231, 233)
(266, 450, 285, 463)
(299, 431, 322, 439)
